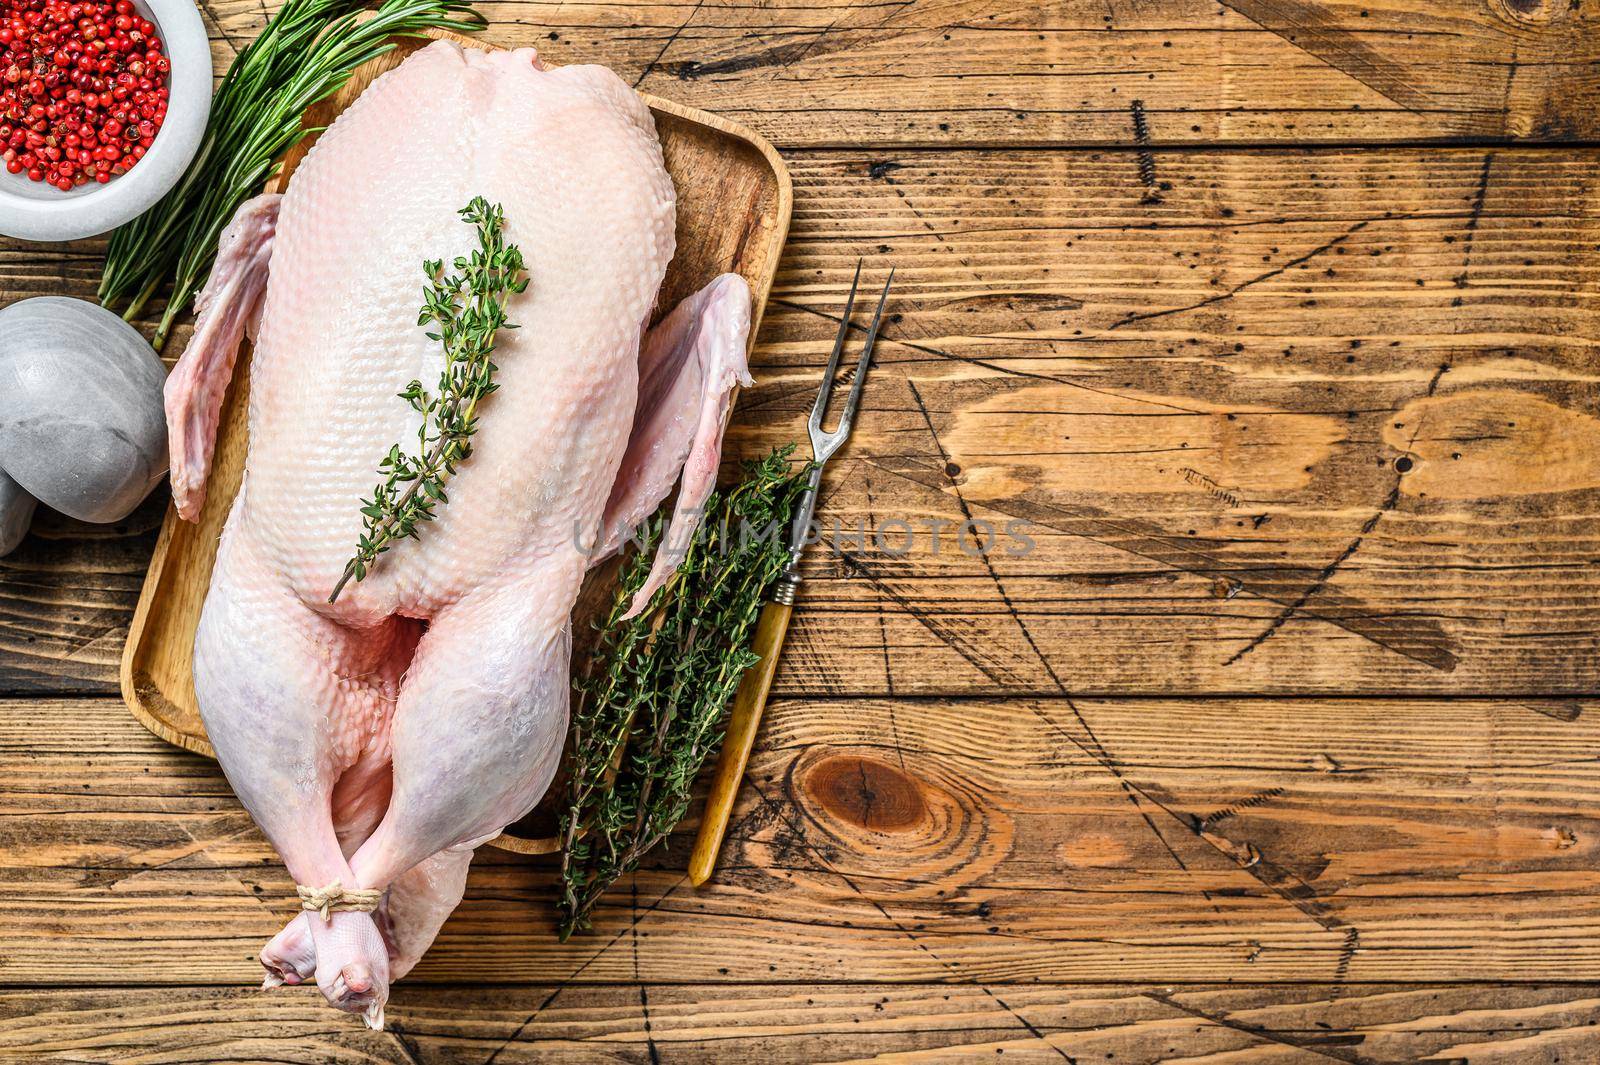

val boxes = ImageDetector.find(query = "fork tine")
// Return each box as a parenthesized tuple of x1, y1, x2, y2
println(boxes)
(809, 259, 862, 435)
(830, 268, 893, 444)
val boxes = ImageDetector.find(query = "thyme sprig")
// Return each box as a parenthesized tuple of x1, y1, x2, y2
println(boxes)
(98, 0, 484, 351)
(329, 196, 527, 601)
(558, 446, 809, 939)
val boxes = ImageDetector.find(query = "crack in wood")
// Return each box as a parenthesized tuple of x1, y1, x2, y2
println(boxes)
(1450, 153, 1495, 306)
(1107, 218, 1371, 331)
(901, 379, 1222, 912)
(1224, 362, 1453, 667)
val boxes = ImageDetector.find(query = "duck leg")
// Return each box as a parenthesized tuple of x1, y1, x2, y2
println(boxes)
(346, 573, 576, 899)
(195, 516, 410, 1027)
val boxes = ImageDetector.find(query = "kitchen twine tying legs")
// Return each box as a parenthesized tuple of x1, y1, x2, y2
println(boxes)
(296, 881, 382, 920)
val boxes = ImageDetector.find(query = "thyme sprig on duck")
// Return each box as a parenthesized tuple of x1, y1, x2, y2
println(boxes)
(330, 196, 526, 601)
(558, 447, 809, 939)
(97, 0, 484, 350)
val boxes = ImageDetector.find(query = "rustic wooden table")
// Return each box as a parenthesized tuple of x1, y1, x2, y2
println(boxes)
(4, 0, 1600, 1060)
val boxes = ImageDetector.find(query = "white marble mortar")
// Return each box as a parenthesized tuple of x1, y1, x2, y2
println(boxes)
(0, 0, 212, 241)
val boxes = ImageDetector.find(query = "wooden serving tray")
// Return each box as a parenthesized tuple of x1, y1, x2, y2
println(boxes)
(119, 30, 791, 854)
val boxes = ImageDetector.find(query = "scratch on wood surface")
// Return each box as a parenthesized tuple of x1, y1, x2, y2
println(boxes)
(769, 295, 1207, 412)
(629, 883, 663, 1065)
(387, 1021, 426, 1065)
(1026, 699, 1364, 975)
(480, 867, 702, 1064)
(480, 802, 801, 1065)
(665, 0, 916, 80)
(1180, 467, 1243, 508)
(1516, 697, 1580, 722)
(1331, 927, 1361, 996)
(1497, 41, 1519, 138)
(826, 543, 1030, 688)
(1222, 486, 1398, 668)
(1107, 219, 1370, 331)
(1224, 362, 1454, 667)
(1451, 153, 1494, 306)
(864, 378, 1401, 959)
(1197, 787, 1287, 832)
(196, 0, 245, 57)
(902, 380, 1224, 908)
(99, 820, 265, 888)
(61, 623, 130, 663)
(861, 473, 902, 717)
(633, 0, 708, 87)
(638, 987, 661, 1065)
(1523, 701, 1584, 722)
(866, 456, 1459, 671)
(788, 612, 848, 697)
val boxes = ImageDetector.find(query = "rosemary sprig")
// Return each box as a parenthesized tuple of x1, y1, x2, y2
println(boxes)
(329, 196, 527, 601)
(98, 0, 484, 350)
(558, 447, 809, 940)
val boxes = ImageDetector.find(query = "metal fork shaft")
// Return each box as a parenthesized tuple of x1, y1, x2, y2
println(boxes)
(690, 262, 892, 889)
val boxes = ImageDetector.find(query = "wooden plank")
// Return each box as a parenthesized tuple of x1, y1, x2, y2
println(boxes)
(742, 146, 1600, 696)
(0, 496, 164, 696)
(5, 147, 1598, 697)
(3, 983, 1599, 1063)
(188, 0, 1600, 147)
(5, 695, 1600, 986)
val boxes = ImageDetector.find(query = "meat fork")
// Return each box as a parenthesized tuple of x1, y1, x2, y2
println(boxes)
(688, 261, 894, 887)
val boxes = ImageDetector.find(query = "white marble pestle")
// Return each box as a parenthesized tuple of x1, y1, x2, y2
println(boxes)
(0, 296, 169, 554)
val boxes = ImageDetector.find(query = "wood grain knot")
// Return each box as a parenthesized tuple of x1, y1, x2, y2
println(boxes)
(1488, 0, 1573, 25)
(806, 754, 927, 832)
(787, 748, 1013, 888)
(1383, 389, 1600, 498)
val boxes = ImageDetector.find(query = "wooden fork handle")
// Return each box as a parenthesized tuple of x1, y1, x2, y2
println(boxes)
(689, 597, 794, 887)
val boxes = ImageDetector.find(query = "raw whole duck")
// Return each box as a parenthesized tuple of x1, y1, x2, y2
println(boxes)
(164, 40, 752, 1027)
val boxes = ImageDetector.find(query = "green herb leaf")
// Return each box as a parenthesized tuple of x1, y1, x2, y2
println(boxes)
(556, 446, 809, 939)
(328, 197, 525, 602)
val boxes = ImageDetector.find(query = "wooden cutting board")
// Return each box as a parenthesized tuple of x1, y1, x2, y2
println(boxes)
(119, 29, 791, 854)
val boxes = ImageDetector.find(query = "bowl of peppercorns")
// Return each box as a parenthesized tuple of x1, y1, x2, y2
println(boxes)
(0, 0, 209, 241)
